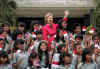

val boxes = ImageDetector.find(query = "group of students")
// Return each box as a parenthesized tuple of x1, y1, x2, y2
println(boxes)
(0, 10, 100, 69)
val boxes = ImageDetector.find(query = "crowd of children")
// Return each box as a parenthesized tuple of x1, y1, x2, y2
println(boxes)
(0, 10, 100, 69)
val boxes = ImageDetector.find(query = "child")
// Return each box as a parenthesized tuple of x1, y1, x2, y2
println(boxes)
(0, 50, 12, 69)
(51, 43, 68, 69)
(55, 30, 66, 53)
(72, 44, 83, 69)
(73, 24, 82, 38)
(12, 22, 26, 41)
(92, 35, 100, 48)
(78, 48, 97, 69)
(2, 23, 12, 41)
(12, 39, 30, 69)
(25, 52, 40, 69)
(38, 41, 50, 68)
(0, 37, 5, 51)
(58, 53, 74, 69)
(92, 46, 100, 64)
(34, 30, 43, 52)
(75, 35, 84, 48)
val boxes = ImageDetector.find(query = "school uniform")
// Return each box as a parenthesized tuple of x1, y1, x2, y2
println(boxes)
(0, 64, 12, 69)
(51, 53, 60, 69)
(40, 53, 48, 68)
(54, 41, 64, 53)
(25, 65, 41, 69)
(57, 64, 75, 69)
(72, 55, 82, 68)
(78, 63, 97, 69)
(13, 51, 30, 69)
(92, 54, 100, 69)
(34, 40, 42, 52)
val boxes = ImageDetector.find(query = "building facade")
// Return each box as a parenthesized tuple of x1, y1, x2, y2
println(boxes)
(14, 0, 96, 30)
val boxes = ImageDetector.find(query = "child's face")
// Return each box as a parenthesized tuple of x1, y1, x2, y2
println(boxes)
(75, 38, 82, 43)
(59, 30, 63, 38)
(64, 56, 71, 64)
(61, 22, 67, 29)
(75, 26, 81, 34)
(94, 36, 99, 43)
(40, 43, 47, 52)
(60, 46, 66, 53)
(32, 56, 40, 67)
(0, 40, 5, 45)
(86, 54, 92, 61)
(94, 48, 99, 55)
(2, 31, 7, 38)
(32, 56, 39, 62)
(76, 45, 83, 55)
(17, 43, 24, 50)
(0, 57, 7, 64)
(18, 26, 24, 32)
(37, 34, 42, 39)
(4, 25, 9, 32)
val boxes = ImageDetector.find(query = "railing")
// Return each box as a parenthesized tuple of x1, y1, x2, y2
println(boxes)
(14, 0, 95, 8)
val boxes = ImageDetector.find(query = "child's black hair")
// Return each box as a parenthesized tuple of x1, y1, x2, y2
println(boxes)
(59, 53, 71, 65)
(0, 50, 10, 64)
(73, 23, 81, 30)
(2, 22, 10, 27)
(57, 43, 66, 53)
(35, 30, 42, 35)
(18, 22, 25, 27)
(12, 30, 23, 40)
(28, 52, 39, 66)
(13, 39, 24, 51)
(55, 29, 65, 43)
(1, 22, 11, 36)
(30, 20, 40, 32)
(75, 34, 83, 40)
(82, 48, 93, 64)
(74, 43, 81, 49)
(57, 19, 68, 30)
(92, 35, 99, 40)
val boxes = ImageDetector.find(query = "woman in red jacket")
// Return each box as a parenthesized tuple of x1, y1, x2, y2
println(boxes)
(42, 10, 69, 50)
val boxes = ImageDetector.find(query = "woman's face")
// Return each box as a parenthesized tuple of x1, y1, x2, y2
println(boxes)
(40, 43, 47, 52)
(46, 16, 53, 24)
(0, 57, 7, 64)
(64, 56, 71, 64)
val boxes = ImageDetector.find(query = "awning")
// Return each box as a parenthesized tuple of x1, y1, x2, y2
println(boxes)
(15, 0, 96, 17)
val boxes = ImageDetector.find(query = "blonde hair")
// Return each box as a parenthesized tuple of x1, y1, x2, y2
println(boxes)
(44, 12, 53, 24)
